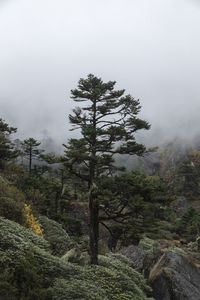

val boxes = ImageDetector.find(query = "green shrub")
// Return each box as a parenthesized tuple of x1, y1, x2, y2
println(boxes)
(0, 248, 50, 300)
(97, 254, 153, 299)
(0, 176, 26, 223)
(0, 217, 81, 299)
(38, 215, 76, 256)
(139, 237, 159, 253)
(51, 278, 108, 300)
(0, 179, 25, 202)
(0, 196, 24, 223)
(0, 217, 50, 253)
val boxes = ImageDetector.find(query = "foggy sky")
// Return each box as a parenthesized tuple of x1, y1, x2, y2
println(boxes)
(1, 0, 200, 152)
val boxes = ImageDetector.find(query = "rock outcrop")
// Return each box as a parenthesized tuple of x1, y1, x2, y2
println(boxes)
(149, 251, 200, 300)
(120, 245, 146, 272)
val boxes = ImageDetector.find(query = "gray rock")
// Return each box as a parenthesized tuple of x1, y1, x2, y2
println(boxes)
(120, 245, 146, 272)
(149, 251, 200, 300)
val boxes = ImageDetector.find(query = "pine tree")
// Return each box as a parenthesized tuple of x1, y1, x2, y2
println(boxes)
(22, 138, 43, 174)
(98, 171, 170, 247)
(0, 118, 18, 168)
(178, 160, 200, 196)
(63, 74, 150, 264)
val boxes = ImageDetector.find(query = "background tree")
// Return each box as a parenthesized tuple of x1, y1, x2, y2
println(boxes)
(0, 118, 19, 169)
(178, 160, 200, 197)
(176, 206, 200, 240)
(22, 138, 44, 174)
(98, 171, 171, 248)
(63, 74, 150, 264)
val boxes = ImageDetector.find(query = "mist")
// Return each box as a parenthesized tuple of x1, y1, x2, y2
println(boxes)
(1, 0, 200, 152)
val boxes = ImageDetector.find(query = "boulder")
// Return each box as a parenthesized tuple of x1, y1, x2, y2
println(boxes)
(120, 245, 146, 272)
(120, 237, 160, 276)
(149, 250, 200, 300)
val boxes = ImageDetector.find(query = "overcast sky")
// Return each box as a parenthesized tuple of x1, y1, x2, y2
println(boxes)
(0, 0, 200, 150)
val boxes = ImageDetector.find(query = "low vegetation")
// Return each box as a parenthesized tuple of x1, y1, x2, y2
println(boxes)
(0, 217, 154, 299)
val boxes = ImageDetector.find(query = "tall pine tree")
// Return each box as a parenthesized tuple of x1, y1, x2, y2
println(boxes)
(63, 74, 150, 264)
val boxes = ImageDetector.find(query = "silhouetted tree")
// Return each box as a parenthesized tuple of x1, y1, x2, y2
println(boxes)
(22, 138, 43, 174)
(63, 74, 150, 264)
(0, 118, 19, 168)
(178, 160, 200, 196)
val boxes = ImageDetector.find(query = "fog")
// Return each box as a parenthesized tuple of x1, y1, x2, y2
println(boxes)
(0, 0, 200, 152)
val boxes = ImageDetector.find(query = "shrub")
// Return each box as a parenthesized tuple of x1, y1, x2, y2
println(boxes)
(0, 196, 24, 223)
(0, 248, 50, 300)
(23, 204, 43, 236)
(0, 175, 26, 223)
(38, 215, 76, 256)
(3, 163, 25, 186)
(0, 217, 49, 253)
(0, 179, 25, 202)
(51, 278, 108, 300)
(0, 217, 80, 299)
(98, 254, 153, 298)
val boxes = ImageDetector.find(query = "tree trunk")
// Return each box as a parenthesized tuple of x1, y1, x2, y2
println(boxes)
(89, 97, 99, 264)
(89, 191, 99, 264)
(29, 148, 32, 174)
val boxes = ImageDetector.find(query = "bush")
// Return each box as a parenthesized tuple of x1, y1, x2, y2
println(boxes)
(0, 196, 24, 223)
(23, 204, 43, 236)
(0, 175, 26, 223)
(0, 217, 49, 253)
(51, 278, 108, 300)
(0, 247, 50, 300)
(0, 178, 25, 202)
(3, 163, 25, 186)
(53, 253, 154, 300)
(97, 254, 153, 299)
(0, 217, 81, 299)
(38, 216, 76, 256)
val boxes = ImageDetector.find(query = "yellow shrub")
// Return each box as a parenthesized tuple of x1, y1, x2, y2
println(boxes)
(23, 204, 43, 237)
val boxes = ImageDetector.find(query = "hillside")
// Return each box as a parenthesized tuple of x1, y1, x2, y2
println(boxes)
(1, 117, 200, 299)
(0, 203, 153, 299)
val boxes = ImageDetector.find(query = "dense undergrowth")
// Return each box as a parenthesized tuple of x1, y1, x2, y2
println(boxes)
(0, 168, 154, 299)
(1, 158, 200, 299)
(0, 216, 154, 300)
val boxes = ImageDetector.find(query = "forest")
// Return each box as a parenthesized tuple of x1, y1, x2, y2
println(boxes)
(1, 74, 200, 299)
